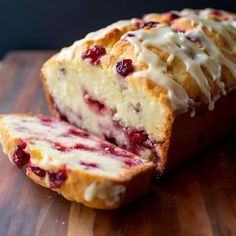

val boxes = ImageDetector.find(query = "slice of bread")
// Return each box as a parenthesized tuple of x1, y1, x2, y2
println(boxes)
(0, 114, 154, 209)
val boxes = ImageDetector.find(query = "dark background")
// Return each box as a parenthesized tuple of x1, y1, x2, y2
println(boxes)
(1, 0, 235, 59)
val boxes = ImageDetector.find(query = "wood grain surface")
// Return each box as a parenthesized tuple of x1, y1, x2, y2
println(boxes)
(0, 51, 236, 236)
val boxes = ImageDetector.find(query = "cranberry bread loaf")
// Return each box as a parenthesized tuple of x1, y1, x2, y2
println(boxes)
(0, 114, 154, 209)
(41, 8, 236, 174)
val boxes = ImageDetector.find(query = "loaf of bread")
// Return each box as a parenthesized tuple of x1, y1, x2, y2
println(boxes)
(41, 8, 236, 175)
(0, 114, 154, 209)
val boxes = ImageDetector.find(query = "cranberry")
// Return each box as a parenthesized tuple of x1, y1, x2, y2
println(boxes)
(68, 128, 89, 138)
(40, 117, 55, 127)
(116, 59, 134, 77)
(80, 161, 98, 168)
(40, 117, 53, 123)
(81, 45, 106, 65)
(129, 131, 148, 144)
(83, 92, 106, 114)
(100, 143, 134, 158)
(100, 141, 138, 165)
(106, 120, 161, 162)
(124, 159, 137, 167)
(210, 10, 222, 16)
(48, 169, 67, 188)
(73, 143, 97, 152)
(140, 21, 159, 29)
(100, 143, 115, 154)
(13, 141, 30, 169)
(53, 142, 70, 152)
(168, 12, 181, 21)
(28, 163, 46, 178)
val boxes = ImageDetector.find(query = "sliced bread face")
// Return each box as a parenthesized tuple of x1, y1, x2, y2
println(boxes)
(0, 114, 154, 209)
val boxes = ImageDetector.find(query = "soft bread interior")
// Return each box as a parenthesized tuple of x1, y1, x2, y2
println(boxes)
(42, 59, 172, 171)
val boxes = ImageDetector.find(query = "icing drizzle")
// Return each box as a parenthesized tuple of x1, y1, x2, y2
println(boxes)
(56, 8, 236, 114)
(124, 10, 236, 113)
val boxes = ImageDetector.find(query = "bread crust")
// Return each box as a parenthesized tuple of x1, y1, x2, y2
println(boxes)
(0, 114, 154, 209)
(166, 90, 236, 170)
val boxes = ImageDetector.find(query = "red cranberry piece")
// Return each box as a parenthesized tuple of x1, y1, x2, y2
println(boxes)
(73, 143, 97, 152)
(53, 142, 70, 152)
(81, 45, 106, 65)
(116, 59, 134, 77)
(104, 119, 162, 167)
(80, 161, 98, 168)
(40, 117, 54, 127)
(28, 163, 46, 178)
(130, 131, 148, 144)
(100, 143, 115, 154)
(68, 128, 89, 138)
(124, 159, 137, 167)
(13, 142, 30, 169)
(19, 139, 27, 149)
(100, 143, 134, 158)
(84, 92, 106, 114)
(168, 12, 181, 21)
(40, 117, 53, 123)
(140, 21, 159, 29)
(211, 10, 222, 16)
(48, 169, 67, 188)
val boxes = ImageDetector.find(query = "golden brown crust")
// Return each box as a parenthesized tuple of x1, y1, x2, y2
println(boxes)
(0, 114, 154, 209)
(165, 90, 236, 170)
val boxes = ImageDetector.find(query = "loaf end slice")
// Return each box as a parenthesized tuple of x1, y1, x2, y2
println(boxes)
(0, 114, 154, 209)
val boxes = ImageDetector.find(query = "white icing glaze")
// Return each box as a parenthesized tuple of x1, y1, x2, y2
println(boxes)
(181, 8, 236, 29)
(57, 8, 236, 114)
(123, 11, 236, 112)
(1, 116, 144, 178)
(178, 12, 236, 54)
(123, 30, 192, 111)
(84, 182, 126, 206)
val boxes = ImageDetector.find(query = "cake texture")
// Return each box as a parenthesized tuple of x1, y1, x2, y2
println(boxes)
(41, 8, 236, 175)
(0, 114, 154, 209)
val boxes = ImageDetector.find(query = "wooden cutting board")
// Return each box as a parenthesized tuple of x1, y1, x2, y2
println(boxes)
(0, 51, 236, 236)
